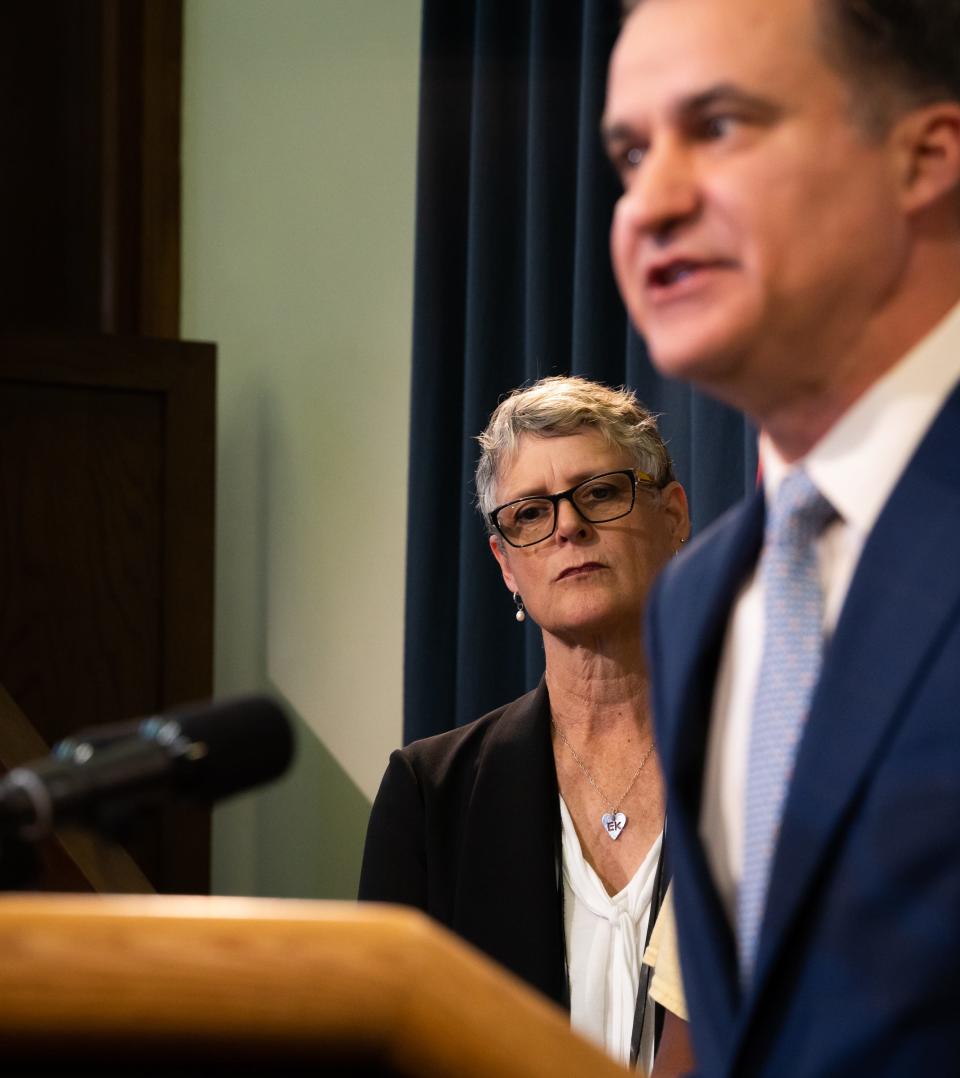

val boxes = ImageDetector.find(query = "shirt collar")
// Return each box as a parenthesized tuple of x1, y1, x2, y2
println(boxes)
(760, 297, 960, 536)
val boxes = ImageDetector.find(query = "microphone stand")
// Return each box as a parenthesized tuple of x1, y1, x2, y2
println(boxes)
(0, 790, 162, 892)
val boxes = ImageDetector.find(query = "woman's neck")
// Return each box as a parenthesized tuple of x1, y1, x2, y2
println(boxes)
(543, 629, 651, 738)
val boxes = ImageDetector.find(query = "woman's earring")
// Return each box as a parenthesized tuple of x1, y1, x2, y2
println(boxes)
(513, 593, 526, 623)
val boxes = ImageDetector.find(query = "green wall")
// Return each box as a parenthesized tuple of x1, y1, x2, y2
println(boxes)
(181, 0, 421, 898)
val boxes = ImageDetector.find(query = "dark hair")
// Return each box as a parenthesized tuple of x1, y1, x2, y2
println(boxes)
(620, 0, 960, 129)
(816, 0, 960, 129)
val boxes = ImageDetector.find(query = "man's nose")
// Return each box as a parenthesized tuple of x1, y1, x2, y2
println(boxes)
(616, 139, 701, 240)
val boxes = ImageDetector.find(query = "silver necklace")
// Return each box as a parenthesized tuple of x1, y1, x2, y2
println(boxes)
(552, 720, 655, 841)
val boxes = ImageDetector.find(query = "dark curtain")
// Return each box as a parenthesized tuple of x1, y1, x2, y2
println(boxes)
(405, 0, 757, 743)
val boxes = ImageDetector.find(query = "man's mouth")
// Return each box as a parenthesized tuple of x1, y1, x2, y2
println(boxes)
(646, 258, 732, 295)
(649, 260, 701, 286)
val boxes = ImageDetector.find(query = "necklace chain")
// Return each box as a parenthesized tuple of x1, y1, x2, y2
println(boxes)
(552, 720, 654, 813)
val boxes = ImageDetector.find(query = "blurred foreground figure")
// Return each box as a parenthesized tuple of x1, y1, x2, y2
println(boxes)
(604, 0, 960, 1074)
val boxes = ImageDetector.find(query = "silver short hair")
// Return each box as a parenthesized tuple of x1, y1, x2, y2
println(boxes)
(475, 375, 675, 526)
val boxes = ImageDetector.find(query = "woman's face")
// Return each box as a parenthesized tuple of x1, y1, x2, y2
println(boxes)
(489, 428, 689, 640)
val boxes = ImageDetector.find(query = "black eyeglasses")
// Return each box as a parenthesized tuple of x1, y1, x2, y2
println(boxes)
(490, 469, 659, 548)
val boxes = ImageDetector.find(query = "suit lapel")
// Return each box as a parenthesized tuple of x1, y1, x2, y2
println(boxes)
(453, 680, 568, 1005)
(745, 385, 960, 1021)
(655, 489, 766, 1063)
(658, 490, 766, 798)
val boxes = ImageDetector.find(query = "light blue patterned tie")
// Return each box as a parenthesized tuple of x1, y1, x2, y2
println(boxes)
(737, 469, 836, 982)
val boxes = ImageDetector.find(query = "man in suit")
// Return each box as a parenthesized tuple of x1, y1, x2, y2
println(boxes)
(603, 0, 960, 1074)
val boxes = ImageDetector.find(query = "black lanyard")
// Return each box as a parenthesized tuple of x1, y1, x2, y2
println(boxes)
(631, 833, 669, 1067)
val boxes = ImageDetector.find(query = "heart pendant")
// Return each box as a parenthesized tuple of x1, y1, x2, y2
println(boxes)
(601, 812, 627, 840)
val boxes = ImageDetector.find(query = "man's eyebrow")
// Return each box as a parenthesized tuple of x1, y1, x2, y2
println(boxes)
(601, 82, 782, 147)
(601, 121, 636, 151)
(678, 83, 783, 121)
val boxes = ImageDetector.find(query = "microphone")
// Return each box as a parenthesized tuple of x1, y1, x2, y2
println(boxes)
(0, 695, 294, 840)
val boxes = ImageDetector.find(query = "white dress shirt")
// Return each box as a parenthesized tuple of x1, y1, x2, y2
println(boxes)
(560, 796, 661, 1070)
(700, 299, 960, 924)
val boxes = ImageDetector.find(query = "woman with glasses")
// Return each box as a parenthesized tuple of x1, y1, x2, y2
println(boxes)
(360, 376, 692, 1074)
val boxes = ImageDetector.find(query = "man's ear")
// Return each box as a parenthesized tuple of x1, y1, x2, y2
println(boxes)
(895, 101, 960, 215)
(489, 533, 518, 592)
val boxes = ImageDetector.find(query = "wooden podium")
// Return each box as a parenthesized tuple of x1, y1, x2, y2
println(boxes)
(0, 895, 629, 1076)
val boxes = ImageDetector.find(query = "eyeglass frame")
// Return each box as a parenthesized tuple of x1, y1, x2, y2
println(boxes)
(488, 468, 662, 548)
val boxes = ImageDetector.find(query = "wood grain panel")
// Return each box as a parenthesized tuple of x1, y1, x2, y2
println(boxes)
(0, 381, 163, 742)
(0, 1, 182, 337)
(0, 335, 215, 892)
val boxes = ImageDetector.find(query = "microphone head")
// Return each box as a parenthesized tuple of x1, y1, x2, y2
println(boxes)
(143, 694, 295, 802)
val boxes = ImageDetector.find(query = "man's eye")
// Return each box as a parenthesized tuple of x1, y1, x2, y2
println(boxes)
(583, 484, 616, 503)
(701, 114, 734, 139)
(625, 145, 646, 167)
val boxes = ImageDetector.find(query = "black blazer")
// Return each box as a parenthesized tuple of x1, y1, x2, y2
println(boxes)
(358, 680, 569, 1006)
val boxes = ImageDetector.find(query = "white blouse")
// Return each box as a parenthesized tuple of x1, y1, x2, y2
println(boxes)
(560, 796, 662, 1071)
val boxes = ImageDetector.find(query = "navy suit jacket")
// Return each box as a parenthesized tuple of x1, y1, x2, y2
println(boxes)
(646, 382, 960, 1076)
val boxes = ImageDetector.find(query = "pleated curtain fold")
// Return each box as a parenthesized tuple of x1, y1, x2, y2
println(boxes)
(405, 0, 757, 743)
